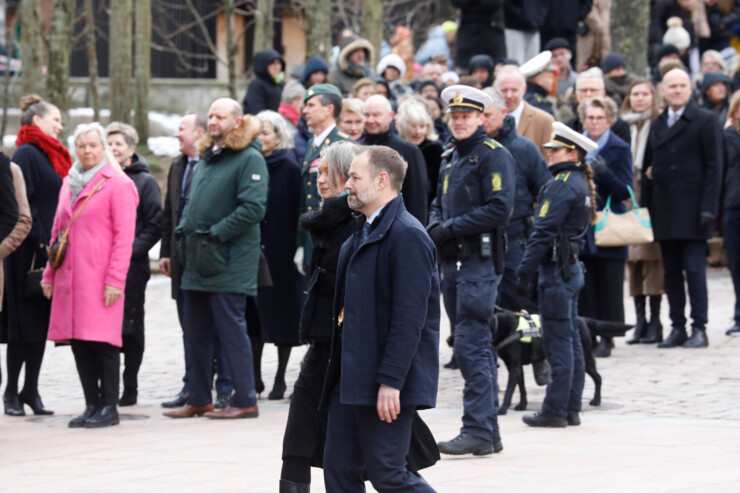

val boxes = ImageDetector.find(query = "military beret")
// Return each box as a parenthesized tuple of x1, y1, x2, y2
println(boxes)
(303, 83, 342, 104)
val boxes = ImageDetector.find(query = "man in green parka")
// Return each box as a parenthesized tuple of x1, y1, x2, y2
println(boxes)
(164, 98, 268, 420)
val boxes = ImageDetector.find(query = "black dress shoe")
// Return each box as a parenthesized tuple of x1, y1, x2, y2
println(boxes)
(658, 327, 687, 348)
(85, 406, 120, 428)
(18, 392, 54, 415)
(268, 379, 287, 400)
(118, 388, 137, 407)
(567, 411, 581, 426)
(443, 354, 459, 369)
(522, 410, 567, 428)
(214, 392, 231, 409)
(161, 391, 188, 408)
(437, 433, 494, 455)
(279, 479, 310, 493)
(69, 405, 99, 428)
(4, 395, 25, 416)
(726, 324, 740, 335)
(683, 328, 708, 348)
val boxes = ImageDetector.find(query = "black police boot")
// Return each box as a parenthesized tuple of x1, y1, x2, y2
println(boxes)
(627, 295, 647, 344)
(567, 411, 581, 426)
(522, 409, 567, 428)
(726, 323, 740, 335)
(437, 433, 495, 455)
(593, 337, 611, 358)
(279, 479, 310, 493)
(683, 327, 709, 348)
(84, 406, 120, 428)
(443, 353, 459, 369)
(658, 326, 687, 348)
(640, 296, 664, 343)
(68, 405, 99, 428)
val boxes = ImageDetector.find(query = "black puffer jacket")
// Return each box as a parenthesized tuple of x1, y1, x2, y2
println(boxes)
(299, 196, 356, 342)
(242, 49, 285, 115)
(451, 0, 506, 69)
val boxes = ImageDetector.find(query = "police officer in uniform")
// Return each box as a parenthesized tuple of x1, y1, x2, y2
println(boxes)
(515, 122, 597, 427)
(432, 85, 516, 455)
(294, 84, 352, 275)
(521, 50, 557, 116)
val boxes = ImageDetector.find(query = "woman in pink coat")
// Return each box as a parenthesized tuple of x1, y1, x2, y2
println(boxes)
(41, 122, 138, 429)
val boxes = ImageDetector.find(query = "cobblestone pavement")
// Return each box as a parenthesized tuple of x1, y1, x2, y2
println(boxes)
(2, 267, 740, 491)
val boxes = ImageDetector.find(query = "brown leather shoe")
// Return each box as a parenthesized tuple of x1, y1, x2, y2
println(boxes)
(162, 403, 214, 418)
(204, 405, 259, 419)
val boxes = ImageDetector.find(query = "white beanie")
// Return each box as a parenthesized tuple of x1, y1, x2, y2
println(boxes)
(663, 17, 691, 51)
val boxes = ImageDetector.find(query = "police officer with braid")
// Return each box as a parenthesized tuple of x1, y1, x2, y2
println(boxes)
(431, 85, 515, 456)
(515, 122, 598, 428)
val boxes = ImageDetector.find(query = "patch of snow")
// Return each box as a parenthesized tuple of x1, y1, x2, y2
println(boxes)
(3, 134, 15, 147)
(147, 136, 180, 157)
(148, 111, 182, 135)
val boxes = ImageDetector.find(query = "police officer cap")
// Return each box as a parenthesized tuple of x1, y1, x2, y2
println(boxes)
(544, 122, 599, 155)
(441, 84, 492, 113)
(303, 83, 342, 104)
(520, 51, 555, 78)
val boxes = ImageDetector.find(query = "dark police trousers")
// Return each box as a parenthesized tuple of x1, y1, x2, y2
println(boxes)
(538, 261, 585, 417)
(659, 240, 709, 329)
(440, 253, 500, 443)
(323, 389, 435, 492)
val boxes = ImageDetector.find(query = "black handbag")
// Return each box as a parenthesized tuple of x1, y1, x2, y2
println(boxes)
(407, 411, 440, 472)
(23, 250, 45, 298)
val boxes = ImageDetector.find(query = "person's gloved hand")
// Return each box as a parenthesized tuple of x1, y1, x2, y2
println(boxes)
(515, 276, 537, 302)
(428, 223, 453, 248)
(293, 246, 305, 276)
(700, 211, 716, 235)
(589, 155, 607, 175)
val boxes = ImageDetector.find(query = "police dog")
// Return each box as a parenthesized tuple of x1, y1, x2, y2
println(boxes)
(491, 312, 631, 415)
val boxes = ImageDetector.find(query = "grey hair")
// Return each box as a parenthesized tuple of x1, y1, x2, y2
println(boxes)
(482, 87, 506, 110)
(106, 121, 139, 147)
(494, 65, 526, 89)
(185, 111, 208, 131)
(576, 67, 605, 91)
(256, 110, 295, 151)
(396, 98, 438, 142)
(365, 94, 392, 114)
(320, 140, 357, 191)
(578, 96, 618, 125)
(282, 80, 306, 104)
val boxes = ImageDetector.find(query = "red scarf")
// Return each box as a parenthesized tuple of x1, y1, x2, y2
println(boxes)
(15, 125, 73, 178)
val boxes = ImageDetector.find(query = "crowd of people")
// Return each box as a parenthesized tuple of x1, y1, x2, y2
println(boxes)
(2, 1, 740, 491)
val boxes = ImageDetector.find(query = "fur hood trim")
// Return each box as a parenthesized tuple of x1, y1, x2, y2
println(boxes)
(196, 114, 262, 155)
(338, 37, 374, 72)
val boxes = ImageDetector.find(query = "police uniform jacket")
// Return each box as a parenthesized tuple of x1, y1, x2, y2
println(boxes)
(641, 100, 722, 240)
(518, 161, 592, 280)
(524, 82, 555, 116)
(320, 195, 440, 409)
(494, 115, 550, 237)
(429, 126, 516, 246)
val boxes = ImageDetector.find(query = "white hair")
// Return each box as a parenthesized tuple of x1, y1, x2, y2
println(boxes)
(396, 98, 438, 142)
(482, 87, 506, 110)
(576, 67, 605, 91)
(72, 122, 119, 168)
(256, 110, 295, 151)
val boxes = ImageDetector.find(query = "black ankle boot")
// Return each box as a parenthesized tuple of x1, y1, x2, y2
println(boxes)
(627, 295, 647, 344)
(279, 479, 310, 493)
(683, 327, 709, 348)
(641, 296, 663, 343)
(19, 391, 54, 415)
(658, 326, 687, 348)
(84, 406, 120, 428)
(4, 394, 25, 416)
(118, 388, 137, 407)
(268, 378, 287, 400)
(69, 405, 99, 428)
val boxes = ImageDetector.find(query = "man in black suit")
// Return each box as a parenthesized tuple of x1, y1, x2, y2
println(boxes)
(642, 68, 722, 348)
(159, 113, 233, 407)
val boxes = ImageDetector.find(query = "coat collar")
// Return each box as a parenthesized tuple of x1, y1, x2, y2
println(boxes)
(656, 100, 697, 147)
(195, 115, 262, 156)
(353, 194, 404, 247)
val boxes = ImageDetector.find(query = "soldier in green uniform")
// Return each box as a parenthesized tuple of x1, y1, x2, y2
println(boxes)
(294, 84, 353, 275)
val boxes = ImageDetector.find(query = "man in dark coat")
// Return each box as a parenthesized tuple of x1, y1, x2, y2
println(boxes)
(642, 68, 722, 348)
(159, 113, 232, 409)
(242, 49, 285, 115)
(360, 95, 429, 225)
(540, 0, 593, 57)
(321, 145, 439, 492)
(452, 0, 506, 69)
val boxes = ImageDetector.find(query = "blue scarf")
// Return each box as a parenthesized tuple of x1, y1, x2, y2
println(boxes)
(583, 128, 610, 164)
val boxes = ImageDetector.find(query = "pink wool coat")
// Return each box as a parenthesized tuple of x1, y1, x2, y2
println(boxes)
(42, 163, 138, 348)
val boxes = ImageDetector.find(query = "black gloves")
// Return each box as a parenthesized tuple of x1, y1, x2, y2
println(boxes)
(589, 155, 607, 175)
(515, 276, 537, 302)
(700, 212, 715, 235)
(428, 223, 452, 247)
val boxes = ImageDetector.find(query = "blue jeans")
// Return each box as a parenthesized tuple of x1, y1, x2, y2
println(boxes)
(181, 290, 256, 408)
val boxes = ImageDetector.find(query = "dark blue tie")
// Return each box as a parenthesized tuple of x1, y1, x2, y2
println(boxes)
(361, 221, 371, 242)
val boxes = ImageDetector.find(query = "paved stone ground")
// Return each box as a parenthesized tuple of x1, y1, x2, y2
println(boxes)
(2, 267, 740, 491)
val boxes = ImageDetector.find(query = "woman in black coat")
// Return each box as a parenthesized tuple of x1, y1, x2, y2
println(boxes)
(243, 50, 285, 115)
(280, 140, 357, 491)
(106, 123, 163, 406)
(2, 95, 71, 416)
(250, 111, 304, 400)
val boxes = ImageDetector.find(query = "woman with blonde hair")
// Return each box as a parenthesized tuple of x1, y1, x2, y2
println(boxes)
(336, 98, 365, 141)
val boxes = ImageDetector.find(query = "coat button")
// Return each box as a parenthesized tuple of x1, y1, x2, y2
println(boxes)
(308, 206, 313, 211)
(307, 194, 312, 199)
(307, 181, 312, 186)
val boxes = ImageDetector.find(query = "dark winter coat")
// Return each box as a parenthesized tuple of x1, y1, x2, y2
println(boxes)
(723, 125, 740, 211)
(298, 195, 356, 343)
(451, 0, 506, 69)
(504, 0, 549, 31)
(0, 154, 17, 242)
(255, 150, 305, 346)
(122, 154, 163, 336)
(300, 56, 330, 87)
(292, 118, 311, 165)
(468, 54, 495, 88)
(493, 115, 550, 237)
(321, 195, 440, 409)
(524, 82, 554, 115)
(700, 70, 731, 127)
(642, 100, 722, 240)
(542, 0, 593, 36)
(707, 3, 740, 43)
(1, 143, 62, 343)
(581, 130, 633, 260)
(328, 36, 375, 96)
(160, 153, 188, 299)
(243, 50, 285, 115)
(419, 139, 444, 205)
(360, 130, 429, 225)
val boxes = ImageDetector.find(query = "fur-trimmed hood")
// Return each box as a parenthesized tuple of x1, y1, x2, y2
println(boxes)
(196, 114, 262, 155)
(337, 35, 374, 72)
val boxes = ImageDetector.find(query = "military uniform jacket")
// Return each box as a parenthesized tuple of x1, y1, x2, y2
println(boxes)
(297, 125, 351, 270)
(429, 126, 516, 240)
(524, 82, 555, 116)
(518, 161, 591, 280)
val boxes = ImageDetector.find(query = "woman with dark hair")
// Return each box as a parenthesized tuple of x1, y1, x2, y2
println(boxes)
(2, 94, 71, 416)
(578, 96, 634, 358)
(620, 78, 665, 344)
